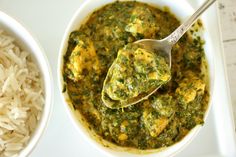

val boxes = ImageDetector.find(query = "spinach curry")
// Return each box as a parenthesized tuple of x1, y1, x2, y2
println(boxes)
(102, 44, 171, 108)
(63, 1, 209, 150)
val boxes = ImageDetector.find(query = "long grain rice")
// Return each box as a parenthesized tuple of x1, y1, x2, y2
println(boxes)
(0, 29, 44, 157)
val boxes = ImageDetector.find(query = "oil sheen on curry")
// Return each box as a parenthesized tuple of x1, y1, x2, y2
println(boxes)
(63, 1, 209, 150)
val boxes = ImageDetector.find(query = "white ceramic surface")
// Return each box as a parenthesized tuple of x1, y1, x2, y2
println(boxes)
(58, 0, 215, 157)
(0, 11, 53, 157)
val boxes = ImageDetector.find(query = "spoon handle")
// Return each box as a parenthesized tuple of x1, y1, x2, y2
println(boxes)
(165, 0, 216, 46)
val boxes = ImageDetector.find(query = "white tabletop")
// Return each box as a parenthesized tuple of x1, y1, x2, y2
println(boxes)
(218, 0, 236, 124)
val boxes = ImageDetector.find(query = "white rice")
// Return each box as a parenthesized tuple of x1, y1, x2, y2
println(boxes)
(0, 30, 44, 157)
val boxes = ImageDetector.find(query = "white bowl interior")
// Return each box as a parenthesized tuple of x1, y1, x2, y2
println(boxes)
(58, 0, 215, 156)
(0, 11, 53, 157)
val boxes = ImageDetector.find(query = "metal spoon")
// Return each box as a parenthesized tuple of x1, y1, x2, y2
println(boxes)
(102, 0, 216, 109)
(136, 0, 216, 67)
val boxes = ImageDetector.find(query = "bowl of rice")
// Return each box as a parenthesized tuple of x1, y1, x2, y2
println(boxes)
(0, 11, 53, 157)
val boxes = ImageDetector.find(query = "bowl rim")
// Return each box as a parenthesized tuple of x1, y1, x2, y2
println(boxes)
(0, 10, 54, 157)
(57, 0, 215, 156)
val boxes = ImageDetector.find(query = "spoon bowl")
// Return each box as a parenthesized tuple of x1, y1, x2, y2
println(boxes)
(135, 39, 172, 67)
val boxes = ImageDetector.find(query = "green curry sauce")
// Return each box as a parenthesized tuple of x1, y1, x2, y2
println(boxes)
(63, 1, 209, 150)
(102, 44, 171, 108)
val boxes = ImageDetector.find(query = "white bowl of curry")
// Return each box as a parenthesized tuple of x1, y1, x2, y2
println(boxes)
(58, 0, 215, 156)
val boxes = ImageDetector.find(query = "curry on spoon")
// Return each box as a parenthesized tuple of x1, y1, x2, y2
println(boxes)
(101, 0, 216, 109)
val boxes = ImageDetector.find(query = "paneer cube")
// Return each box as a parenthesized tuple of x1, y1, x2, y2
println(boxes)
(125, 6, 158, 38)
(175, 73, 205, 105)
(143, 110, 169, 137)
(66, 38, 100, 81)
